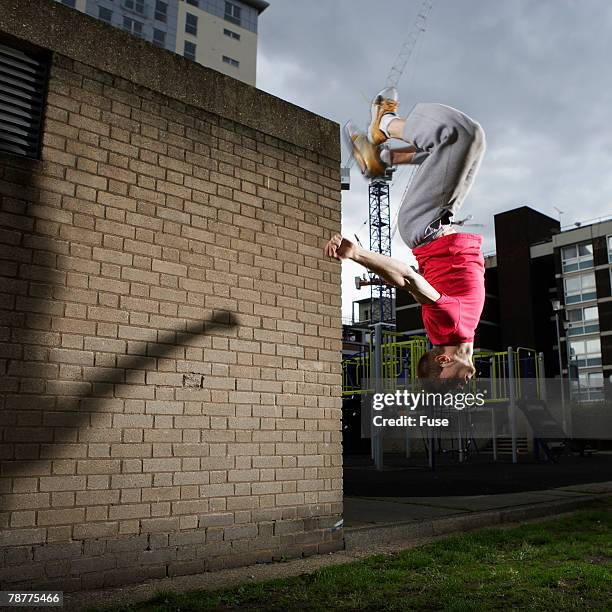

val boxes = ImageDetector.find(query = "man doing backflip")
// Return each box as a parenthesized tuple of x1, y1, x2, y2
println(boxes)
(325, 88, 486, 383)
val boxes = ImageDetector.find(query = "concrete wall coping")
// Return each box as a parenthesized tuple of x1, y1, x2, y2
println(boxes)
(0, 0, 340, 161)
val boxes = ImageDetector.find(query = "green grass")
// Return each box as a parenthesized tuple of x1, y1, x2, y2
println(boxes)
(102, 509, 612, 612)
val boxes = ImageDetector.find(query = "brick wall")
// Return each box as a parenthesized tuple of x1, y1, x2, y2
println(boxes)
(0, 0, 342, 590)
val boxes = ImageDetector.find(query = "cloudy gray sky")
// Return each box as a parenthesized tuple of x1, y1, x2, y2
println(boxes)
(256, 0, 612, 318)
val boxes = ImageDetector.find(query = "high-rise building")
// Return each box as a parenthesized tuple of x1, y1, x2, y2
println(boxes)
(551, 218, 611, 398)
(53, 0, 269, 85)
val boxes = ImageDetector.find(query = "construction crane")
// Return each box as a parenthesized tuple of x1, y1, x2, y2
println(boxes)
(365, 0, 434, 324)
(386, 1, 434, 89)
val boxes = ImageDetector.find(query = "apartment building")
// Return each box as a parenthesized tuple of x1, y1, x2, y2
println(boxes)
(53, 0, 269, 85)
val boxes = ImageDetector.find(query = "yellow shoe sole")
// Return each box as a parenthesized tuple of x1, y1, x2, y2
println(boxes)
(346, 125, 386, 179)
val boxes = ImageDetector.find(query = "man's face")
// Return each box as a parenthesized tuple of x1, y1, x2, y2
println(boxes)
(438, 362, 473, 383)
(436, 354, 474, 384)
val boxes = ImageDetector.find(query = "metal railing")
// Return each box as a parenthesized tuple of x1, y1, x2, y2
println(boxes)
(342, 333, 427, 396)
(472, 347, 543, 402)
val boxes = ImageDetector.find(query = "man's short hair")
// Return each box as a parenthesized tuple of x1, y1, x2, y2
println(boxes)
(416, 347, 445, 379)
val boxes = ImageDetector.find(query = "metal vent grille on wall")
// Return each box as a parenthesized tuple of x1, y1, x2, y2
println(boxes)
(0, 41, 49, 158)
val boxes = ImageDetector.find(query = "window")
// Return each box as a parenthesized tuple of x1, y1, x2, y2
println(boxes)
(561, 242, 593, 272)
(123, 0, 146, 14)
(569, 338, 601, 368)
(0, 41, 49, 159)
(222, 55, 239, 68)
(224, 1, 241, 25)
(184, 41, 197, 61)
(608, 235, 612, 263)
(564, 272, 596, 304)
(153, 28, 166, 47)
(574, 371, 605, 401)
(60, 0, 76, 7)
(186, 0, 199, 6)
(224, 28, 240, 40)
(155, 0, 167, 22)
(123, 16, 144, 37)
(98, 7, 113, 23)
(582, 371, 604, 386)
(567, 306, 599, 336)
(185, 13, 198, 36)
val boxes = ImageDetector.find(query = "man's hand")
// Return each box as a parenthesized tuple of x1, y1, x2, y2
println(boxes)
(324, 234, 358, 261)
(324, 233, 441, 304)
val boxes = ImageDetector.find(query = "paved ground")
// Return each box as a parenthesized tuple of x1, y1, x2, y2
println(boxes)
(343, 452, 612, 496)
(344, 485, 608, 528)
(64, 480, 612, 611)
(342, 481, 612, 549)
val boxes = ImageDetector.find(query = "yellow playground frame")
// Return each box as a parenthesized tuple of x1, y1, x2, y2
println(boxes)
(342, 331, 544, 402)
